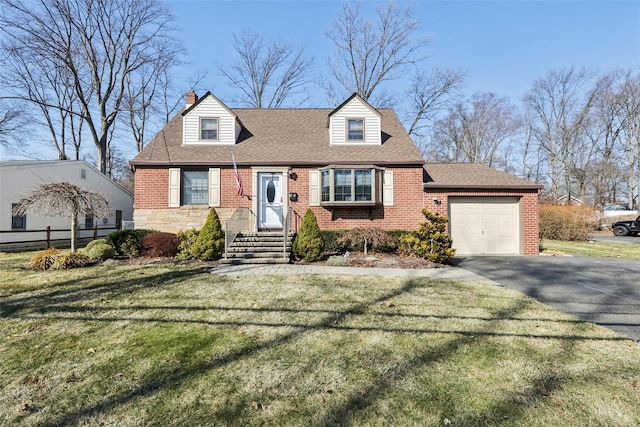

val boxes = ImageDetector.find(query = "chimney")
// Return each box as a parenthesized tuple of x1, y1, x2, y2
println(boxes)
(186, 90, 198, 107)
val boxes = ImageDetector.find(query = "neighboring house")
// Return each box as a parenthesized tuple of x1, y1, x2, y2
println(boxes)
(0, 160, 133, 251)
(130, 91, 541, 256)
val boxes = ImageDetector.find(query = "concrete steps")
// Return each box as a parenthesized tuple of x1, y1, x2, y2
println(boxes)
(220, 232, 294, 265)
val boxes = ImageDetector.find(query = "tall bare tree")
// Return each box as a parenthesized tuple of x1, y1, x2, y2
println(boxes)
(0, 0, 180, 173)
(615, 71, 640, 211)
(429, 92, 521, 169)
(405, 67, 466, 139)
(326, 1, 430, 106)
(219, 30, 314, 108)
(13, 182, 110, 253)
(523, 67, 612, 202)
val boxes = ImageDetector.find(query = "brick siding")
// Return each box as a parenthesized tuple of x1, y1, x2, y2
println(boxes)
(423, 189, 540, 255)
(134, 166, 540, 255)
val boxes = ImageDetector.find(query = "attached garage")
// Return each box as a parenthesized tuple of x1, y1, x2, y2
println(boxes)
(449, 197, 521, 255)
(423, 164, 543, 256)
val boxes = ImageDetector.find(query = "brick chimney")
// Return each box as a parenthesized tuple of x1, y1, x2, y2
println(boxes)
(186, 90, 198, 107)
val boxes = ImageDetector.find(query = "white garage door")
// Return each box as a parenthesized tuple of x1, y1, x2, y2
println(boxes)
(449, 197, 521, 255)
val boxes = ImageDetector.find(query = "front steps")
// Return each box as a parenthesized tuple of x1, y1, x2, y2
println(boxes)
(220, 232, 294, 265)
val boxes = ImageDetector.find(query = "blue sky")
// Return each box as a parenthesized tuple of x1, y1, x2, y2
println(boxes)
(168, 0, 640, 105)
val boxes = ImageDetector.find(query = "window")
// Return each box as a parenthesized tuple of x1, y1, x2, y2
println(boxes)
(84, 215, 94, 229)
(347, 118, 364, 141)
(321, 168, 375, 205)
(200, 118, 218, 140)
(11, 203, 26, 230)
(182, 170, 209, 205)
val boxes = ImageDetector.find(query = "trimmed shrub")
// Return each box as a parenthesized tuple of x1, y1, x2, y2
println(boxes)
(337, 227, 397, 255)
(50, 252, 90, 270)
(84, 239, 116, 261)
(176, 229, 200, 260)
(29, 248, 59, 270)
(292, 209, 325, 262)
(190, 208, 225, 260)
(539, 204, 598, 241)
(105, 229, 153, 258)
(321, 230, 347, 254)
(399, 208, 456, 264)
(141, 232, 180, 258)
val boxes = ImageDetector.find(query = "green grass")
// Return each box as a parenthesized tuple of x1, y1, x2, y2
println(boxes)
(542, 239, 640, 260)
(1, 252, 639, 426)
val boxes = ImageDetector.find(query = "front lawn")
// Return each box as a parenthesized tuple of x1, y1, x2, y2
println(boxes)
(541, 239, 640, 260)
(1, 253, 638, 426)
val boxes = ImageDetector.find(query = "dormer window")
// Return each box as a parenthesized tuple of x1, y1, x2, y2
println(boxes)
(347, 118, 364, 141)
(200, 118, 218, 141)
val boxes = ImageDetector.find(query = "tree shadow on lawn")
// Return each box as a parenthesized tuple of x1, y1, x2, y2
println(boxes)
(5, 275, 631, 426)
(0, 265, 210, 317)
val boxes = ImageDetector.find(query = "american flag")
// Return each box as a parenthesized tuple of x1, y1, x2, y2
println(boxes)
(232, 154, 244, 196)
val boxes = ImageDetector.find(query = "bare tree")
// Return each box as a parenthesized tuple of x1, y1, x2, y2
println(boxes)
(523, 67, 611, 202)
(0, 101, 28, 151)
(326, 1, 430, 105)
(12, 182, 110, 253)
(405, 67, 466, 139)
(0, 0, 180, 174)
(615, 71, 640, 211)
(219, 30, 314, 108)
(429, 92, 521, 169)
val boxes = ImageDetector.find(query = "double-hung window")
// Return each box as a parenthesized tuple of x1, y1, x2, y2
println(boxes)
(200, 118, 218, 141)
(347, 118, 364, 141)
(182, 170, 209, 205)
(321, 168, 376, 205)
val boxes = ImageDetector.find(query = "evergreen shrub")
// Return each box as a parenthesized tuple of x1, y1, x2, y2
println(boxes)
(292, 209, 325, 262)
(399, 208, 456, 264)
(190, 208, 225, 260)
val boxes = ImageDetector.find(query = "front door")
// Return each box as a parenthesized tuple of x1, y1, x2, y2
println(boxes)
(258, 172, 283, 230)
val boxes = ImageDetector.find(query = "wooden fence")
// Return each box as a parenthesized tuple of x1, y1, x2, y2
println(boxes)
(0, 225, 120, 252)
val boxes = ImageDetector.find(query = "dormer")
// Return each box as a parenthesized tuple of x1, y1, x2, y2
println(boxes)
(328, 93, 382, 145)
(181, 91, 242, 145)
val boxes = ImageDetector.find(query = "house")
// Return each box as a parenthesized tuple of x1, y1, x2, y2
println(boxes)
(130, 91, 541, 258)
(0, 160, 133, 251)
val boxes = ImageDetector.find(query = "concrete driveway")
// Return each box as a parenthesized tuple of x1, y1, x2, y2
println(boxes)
(454, 255, 640, 341)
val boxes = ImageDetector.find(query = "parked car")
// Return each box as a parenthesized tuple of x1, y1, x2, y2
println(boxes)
(612, 215, 640, 236)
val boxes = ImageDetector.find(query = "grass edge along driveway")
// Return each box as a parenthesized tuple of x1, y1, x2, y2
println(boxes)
(1, 253, 639, 426)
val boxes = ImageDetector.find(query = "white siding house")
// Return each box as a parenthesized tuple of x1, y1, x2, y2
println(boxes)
(0, 160, 133, 251)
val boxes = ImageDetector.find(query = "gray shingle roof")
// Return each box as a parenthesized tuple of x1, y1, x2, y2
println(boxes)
(131, 108, 424, 166)
(423, 163, 543, 190)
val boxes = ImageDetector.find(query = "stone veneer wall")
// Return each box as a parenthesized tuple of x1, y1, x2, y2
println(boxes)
(133, 207, 235, 234)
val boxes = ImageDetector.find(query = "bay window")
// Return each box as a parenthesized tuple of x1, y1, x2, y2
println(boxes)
(321, 167, 377, 205)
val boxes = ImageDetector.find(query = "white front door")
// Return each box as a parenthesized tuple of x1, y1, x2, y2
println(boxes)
(258, 172, 283, 230)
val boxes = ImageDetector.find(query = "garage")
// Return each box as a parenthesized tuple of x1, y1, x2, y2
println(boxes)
(423, 163, 543, 256)
(449, 197, 521, 255)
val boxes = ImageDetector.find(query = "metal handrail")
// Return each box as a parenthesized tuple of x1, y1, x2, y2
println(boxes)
(283, 207, 294, 258)
(224, 207, 255, 258)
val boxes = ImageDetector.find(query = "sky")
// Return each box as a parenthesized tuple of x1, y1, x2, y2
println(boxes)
(168, 0, 640, 105)
(3, 0, 639, 162)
